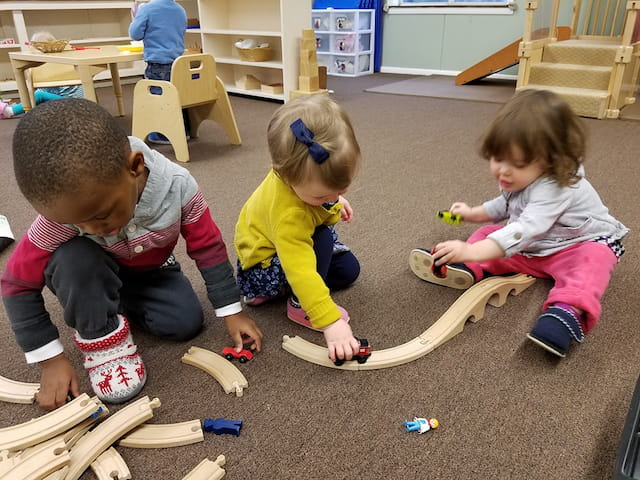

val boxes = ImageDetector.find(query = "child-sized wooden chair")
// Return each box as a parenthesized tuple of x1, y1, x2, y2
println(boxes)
(131, 53, 241, 163)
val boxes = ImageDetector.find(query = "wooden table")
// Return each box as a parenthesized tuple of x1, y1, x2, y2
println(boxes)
(9, 46, 144, 116)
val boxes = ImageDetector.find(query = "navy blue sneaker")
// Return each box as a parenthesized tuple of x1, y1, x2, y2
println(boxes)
(527, 305, 584, 358)
(148, 132, 171, 145)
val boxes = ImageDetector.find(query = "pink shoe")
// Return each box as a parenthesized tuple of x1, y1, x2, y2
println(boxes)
(0, 101, 13, 119)
(74, 315, 146, 404)
(244, 288, 288, 307)
(286, 297, 349, 331)
(244, 295, 271, 306)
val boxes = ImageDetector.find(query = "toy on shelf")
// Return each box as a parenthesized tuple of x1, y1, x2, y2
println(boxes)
(290, 29, 328, 99)
(404, 417, 439, 434)
(333, 337, 371, 366)
(261, 83, 284, 95)
(203, 418, 243, 437)
(221, 346, 254, 363)
(234, 39, 272, 62)
(235, 74, 261, 90)
(437, 210, 462, 226)
(335, 16, 353, 30)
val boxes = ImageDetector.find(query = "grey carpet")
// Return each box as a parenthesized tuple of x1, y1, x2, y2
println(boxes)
(1, 73, 639, 479)
(365, 74, 517, 103)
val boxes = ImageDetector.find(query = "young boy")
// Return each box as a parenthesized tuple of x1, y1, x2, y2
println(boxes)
(1, 98, 263, 411)
(129, 0, 188, 144)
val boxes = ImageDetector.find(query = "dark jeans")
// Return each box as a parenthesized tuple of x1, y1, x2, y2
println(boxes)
(312, 225, 360, 291)
(145, 62, 191, 135)
(44, 237, 203, 341)
(289, 226, 360, 303)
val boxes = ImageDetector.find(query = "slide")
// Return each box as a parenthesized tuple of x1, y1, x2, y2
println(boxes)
(455, 26, 570, 85)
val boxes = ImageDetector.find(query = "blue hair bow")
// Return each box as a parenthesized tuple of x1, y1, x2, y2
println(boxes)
(290, 118, 330, 164)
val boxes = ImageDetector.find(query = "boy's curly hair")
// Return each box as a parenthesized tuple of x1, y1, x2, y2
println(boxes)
(480, 89, 586, 187)
(12, 98, 130, 206)
(267, 94, 360, 191)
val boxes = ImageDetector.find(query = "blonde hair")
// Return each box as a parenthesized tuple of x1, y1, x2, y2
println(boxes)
(31, 31, 56, 43)
(267, 95, 360, 191)
(480, 89, 586, 187)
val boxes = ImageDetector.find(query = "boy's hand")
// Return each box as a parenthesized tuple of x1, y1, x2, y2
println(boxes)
(224, 311, 264, 352)
(323, 318, 359, 362)
(37, 353, 81, 411)
(338, 195, 353, 223)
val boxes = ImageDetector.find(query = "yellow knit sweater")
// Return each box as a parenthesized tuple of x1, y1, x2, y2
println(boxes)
(234, 170, 342, 329)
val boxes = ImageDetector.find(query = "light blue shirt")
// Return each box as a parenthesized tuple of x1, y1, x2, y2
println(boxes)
(129, 0, 186, 64)
(483, 166, 629, 257)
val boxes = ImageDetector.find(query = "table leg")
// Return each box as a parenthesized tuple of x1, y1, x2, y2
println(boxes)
(108, 63, 125, 117)
(10, 59, 41, 112)
(75, 65, 97, 103)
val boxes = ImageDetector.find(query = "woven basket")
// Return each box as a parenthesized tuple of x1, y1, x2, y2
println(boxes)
(31, 40, 69, 53)
(236, 46, 273, 62)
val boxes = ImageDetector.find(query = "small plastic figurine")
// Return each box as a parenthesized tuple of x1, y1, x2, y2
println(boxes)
(404, 417, 439, 434)
(221, 346, 254, 363)
(437, 210, 462, 225)
(203, 417, 243, 436)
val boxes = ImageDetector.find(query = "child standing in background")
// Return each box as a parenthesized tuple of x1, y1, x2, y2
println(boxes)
(129, 0, 187, 144)
(2, 98, 262, 411)
(0, 32, 84, 119)
(235, 95, 362, 363)
(410, 89, 628, 358)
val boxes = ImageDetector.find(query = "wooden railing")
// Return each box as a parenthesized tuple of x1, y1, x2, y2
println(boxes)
(517, 0, 640, 117)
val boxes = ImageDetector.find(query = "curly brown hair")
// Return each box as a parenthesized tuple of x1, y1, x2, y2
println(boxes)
(480, 89, 586, 187)
(12, 98, 130, 205)
(267, 94, 360, 191)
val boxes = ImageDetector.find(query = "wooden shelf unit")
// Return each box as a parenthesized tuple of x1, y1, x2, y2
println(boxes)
(0, 0, 200, 94)
(0, 0, 309, 102)
(195, 0, 311, 102)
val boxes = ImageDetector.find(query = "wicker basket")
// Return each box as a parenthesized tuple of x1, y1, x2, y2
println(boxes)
(31, 40, 69, 53)
(236, 46, 273, 62)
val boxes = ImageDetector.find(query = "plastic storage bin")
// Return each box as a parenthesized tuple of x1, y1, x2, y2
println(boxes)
(311, 9, 374, 77)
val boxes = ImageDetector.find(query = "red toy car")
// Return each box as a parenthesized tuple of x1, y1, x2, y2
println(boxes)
(221, 347, 254, 363)
(334, 337, 371, 366)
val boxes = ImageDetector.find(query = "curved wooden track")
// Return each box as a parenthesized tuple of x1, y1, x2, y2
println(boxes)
(118, 420, 204, 448)
(182, 346, 248, 397)
(0, 393, 102, 451)
(90, 447, 131, 480)
(182, 455, 226, 480)
(0, 375, 39, 404)
(65, 396, 161, 480)
(0, 437, 69, 480)
(282, 274, 536, 369)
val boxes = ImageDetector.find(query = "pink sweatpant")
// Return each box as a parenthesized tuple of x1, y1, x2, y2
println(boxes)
(464, 225, 619, 332)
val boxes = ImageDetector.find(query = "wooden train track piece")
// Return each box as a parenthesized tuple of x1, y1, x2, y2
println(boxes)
(181, 346, 248, 397)
(42, 465, 69, 480)
(0, 437, 70, 480)
(65, 396, 161, 480)
(118, 419, 204, 448)
(0, 400, 107, 477)
(182, 455, 226, 480)
(0, 393, 103, 452)
(90, 447, 131, 480)
(282, 274, 536, 369)
(0, 375, 39, 404)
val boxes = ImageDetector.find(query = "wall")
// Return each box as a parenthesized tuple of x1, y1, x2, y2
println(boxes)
(380, 1, 574, 76)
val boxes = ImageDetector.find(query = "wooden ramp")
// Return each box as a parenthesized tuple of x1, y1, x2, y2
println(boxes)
(456, 26, 570, 85)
